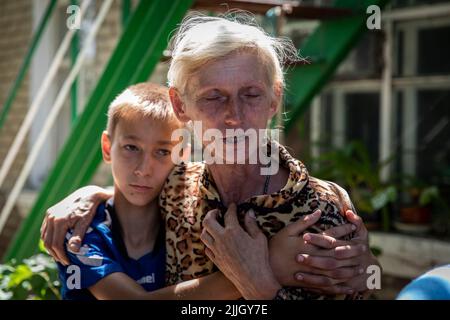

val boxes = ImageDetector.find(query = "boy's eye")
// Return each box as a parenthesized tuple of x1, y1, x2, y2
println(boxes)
(244, 94, 260, 98)
(124, 144, 139, 152)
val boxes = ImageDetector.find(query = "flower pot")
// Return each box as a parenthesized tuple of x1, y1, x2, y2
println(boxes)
(400, 206, 432, 224)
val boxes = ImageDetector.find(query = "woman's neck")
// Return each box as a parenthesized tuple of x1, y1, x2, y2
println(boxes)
(113, 190, 160, 256)
(208, 163, 275, 206)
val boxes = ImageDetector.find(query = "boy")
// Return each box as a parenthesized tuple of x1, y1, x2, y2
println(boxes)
(57, 83, 238, 299)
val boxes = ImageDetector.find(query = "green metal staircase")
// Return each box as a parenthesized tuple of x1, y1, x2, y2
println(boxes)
(4, 0, 388, 261)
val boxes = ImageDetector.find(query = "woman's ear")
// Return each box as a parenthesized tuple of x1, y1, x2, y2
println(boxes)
(269, 81, 283, 118)
(169, 87, 191, 122)
(101, 131, 112, 163)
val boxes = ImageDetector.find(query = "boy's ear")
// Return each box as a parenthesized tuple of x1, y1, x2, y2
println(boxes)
(101, 131, 112, 163)
(169, 87, 191, 122)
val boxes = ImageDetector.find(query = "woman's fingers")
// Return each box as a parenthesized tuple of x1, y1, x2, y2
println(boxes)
(203, 209, 224, 238)
(204, 247, 215, 261)
(40, 217, 48, 241)
(43, 217, 58, 262)
(67, 216, 90, 253)
(285, 210, 322, 236)
(200, 229, 215, 248)
(52, 219, 70, 265)
(244, 209, 261, 239)
(224, 203, 239, 228)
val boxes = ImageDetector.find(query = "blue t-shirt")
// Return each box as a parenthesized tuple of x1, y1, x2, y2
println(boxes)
(57, 200, 166, 300)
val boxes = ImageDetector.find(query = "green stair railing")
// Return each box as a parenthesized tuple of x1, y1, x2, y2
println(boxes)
(284, 0, 390, 132)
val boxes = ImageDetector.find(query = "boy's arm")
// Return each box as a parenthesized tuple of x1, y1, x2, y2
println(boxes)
(90, 271, 241, 300)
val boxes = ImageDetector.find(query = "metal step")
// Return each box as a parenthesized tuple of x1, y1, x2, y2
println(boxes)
(193, 0, 355, 19)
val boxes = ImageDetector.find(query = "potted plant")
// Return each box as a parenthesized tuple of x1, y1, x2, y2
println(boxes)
(310, 141, 397, 231)
(395, 177, 446, 235)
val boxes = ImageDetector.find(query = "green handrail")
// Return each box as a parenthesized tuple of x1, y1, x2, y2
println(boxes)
(0, 0, 57, 129)
(284, 0, 390, 131)
(122, 0, 132, 28)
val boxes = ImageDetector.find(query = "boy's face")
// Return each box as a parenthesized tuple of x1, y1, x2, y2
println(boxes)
(101, 114, 180, 207)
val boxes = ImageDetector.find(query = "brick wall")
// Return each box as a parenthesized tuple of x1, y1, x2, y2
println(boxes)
(0, 0, 32, 193)
(0, 0, 32, 258)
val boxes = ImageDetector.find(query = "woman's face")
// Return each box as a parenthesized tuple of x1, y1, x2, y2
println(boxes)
(170, 51, 281, 162)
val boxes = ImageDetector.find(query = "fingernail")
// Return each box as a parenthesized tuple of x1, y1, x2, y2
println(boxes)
(351, 225, 357, 231)
(362, 245, 367, 252)
(314, 209, 321, 215)
(296, 274, 304, 281)
(297, 254, 305, 262)
(347, 289, 354, 295)
(248, 209, 256, 219)
(303, 234, 311, 241)
(359, 268, 364, 274)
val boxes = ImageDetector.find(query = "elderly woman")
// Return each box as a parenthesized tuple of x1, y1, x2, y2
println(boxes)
(41, 13, 379, 300)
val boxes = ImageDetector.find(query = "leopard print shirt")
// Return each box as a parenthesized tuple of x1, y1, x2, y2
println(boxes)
(159, 143, 358, 300)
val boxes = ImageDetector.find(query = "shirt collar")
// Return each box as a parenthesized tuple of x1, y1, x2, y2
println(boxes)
(199, 141, 309, 213)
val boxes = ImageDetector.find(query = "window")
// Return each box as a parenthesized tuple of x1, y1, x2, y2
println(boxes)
(417, 89, 450, 183)
(345, 93, 380, 163)
(418, 26, 450, 75)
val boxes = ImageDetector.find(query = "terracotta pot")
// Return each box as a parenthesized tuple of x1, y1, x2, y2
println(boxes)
(400, 206, 432, 224)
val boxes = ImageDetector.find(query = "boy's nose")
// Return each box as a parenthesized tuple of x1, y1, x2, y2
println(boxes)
(134, 157, 153, 177)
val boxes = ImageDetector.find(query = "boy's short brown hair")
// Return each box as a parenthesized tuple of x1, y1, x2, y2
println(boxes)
(106, 82, 179, 137)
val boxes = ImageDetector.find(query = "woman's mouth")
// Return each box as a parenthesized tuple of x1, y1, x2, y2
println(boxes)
(129, 184, 153, 193)
(223, 135, 245, 144)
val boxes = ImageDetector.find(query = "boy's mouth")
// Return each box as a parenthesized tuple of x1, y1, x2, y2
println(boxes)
(129, 184, 153, 193)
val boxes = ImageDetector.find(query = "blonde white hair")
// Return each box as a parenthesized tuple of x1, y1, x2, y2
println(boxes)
(167, 12, 300, 95)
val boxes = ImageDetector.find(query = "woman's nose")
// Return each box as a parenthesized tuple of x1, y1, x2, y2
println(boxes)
(224, 98, 242, 126)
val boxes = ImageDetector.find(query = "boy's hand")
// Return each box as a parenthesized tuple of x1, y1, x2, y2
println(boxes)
(295, 210, 378, 296)
(40, 185, 112, 265)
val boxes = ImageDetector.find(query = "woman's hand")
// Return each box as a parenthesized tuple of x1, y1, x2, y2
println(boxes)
(269, 210, 378, 296)
(201, 203, 281, 300)
(40, 185, 113, 265)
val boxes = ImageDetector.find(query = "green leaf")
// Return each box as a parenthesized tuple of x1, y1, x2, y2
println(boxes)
(371, 186, 397, 211)
(8, 265, 33, 288)
(419, 186, 439, 206)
